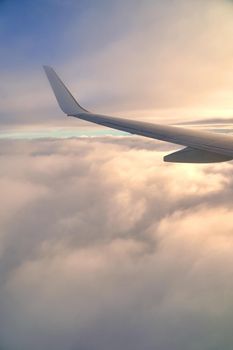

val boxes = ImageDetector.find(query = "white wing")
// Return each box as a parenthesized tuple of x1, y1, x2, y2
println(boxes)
(44, 65, 233, 163)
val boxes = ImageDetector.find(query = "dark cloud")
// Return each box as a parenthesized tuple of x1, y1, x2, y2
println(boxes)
(1, 136, 233, 349)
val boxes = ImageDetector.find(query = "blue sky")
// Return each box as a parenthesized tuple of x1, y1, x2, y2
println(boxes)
(0, 0, 135, 70)
(0, 0, 95, 69)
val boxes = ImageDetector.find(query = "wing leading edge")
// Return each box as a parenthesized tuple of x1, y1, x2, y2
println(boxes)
(44, 65, 233, 163)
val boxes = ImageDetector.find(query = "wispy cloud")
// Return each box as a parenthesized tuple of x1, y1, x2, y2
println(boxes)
(0, 0, 232, 129)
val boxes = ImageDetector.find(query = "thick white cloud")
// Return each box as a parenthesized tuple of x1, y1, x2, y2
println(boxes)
(1, 136, 233, 349)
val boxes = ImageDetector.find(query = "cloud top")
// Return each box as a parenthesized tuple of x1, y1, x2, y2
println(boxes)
(1, 136, 233, 349)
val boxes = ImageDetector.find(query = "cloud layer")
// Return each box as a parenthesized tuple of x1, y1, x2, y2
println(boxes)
(1, 136, 233, 349)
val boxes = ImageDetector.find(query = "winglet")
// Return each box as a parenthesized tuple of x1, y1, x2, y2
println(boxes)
(43, 65, 89, 116)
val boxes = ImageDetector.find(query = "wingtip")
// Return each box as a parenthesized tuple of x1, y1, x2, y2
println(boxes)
(43, 64, 89, 115)
(43, 65, 53, 73)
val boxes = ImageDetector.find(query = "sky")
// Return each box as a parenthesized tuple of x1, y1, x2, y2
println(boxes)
(0, 0, 233, 131)
(1, 1, 233, 349)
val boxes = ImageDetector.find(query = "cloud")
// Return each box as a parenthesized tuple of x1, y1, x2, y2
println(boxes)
(1, 136, 233, 349)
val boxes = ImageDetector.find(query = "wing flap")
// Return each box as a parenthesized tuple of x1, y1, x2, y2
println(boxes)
(164, 147, 233, 163)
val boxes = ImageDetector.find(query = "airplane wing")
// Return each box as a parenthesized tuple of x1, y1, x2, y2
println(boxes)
(43, 65, 233, 163)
